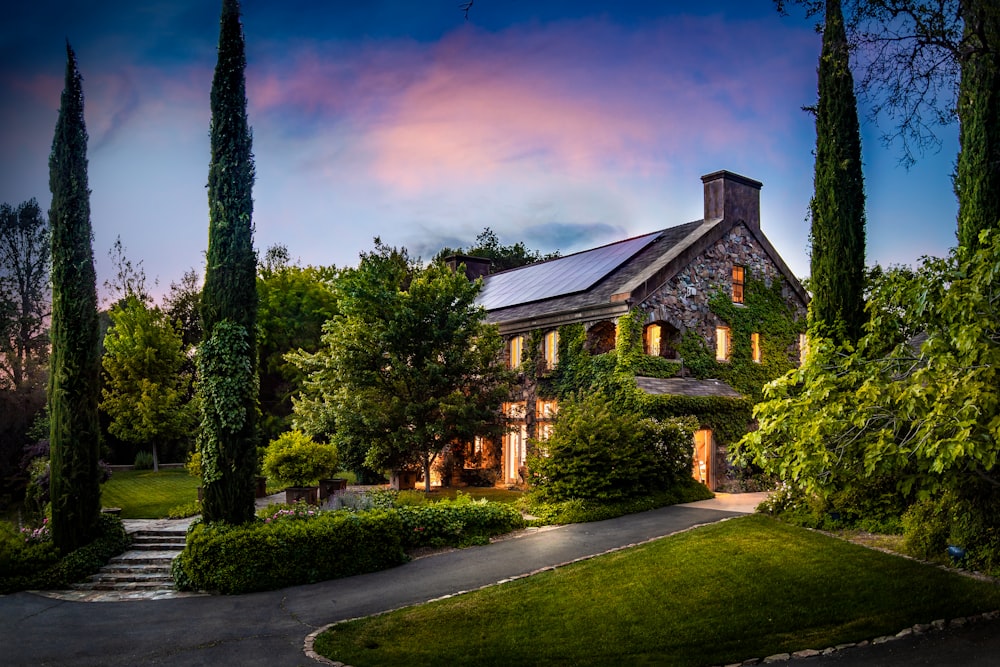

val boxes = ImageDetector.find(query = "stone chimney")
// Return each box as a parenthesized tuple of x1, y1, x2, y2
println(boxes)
(701, 170, 762, 229)
(444, 254, 492, 280)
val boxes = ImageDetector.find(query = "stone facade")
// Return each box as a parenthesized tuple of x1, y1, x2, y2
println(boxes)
(638, 222, 807, 345)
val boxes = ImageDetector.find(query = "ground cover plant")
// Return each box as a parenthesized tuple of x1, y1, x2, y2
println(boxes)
(0, 513, 129, 593)
(314, 515, 1000, 667)
(100, 469, 199, 518)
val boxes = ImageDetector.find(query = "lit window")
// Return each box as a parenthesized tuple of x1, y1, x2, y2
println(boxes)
(509, 335, 524, 369)
(537, 399, 558, 419)
(715, 326, 731, 361)
(732, 266, 745, 304)
(646, 323, 661, 356)
(799, 333, 808, 365)
(473, 436, 484, 455)
(543, 330, 559, 369)
(751, 332, 762, 363)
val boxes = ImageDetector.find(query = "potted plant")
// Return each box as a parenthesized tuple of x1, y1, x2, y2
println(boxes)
(262, 431, 338, 505)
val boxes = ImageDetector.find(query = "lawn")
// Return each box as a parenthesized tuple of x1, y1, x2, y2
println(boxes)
(315, 514, 1000, 667)
(100, 469, 200, 518)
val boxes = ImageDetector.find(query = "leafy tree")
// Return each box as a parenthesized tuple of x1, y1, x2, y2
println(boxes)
(291, 241, 513, 491)
(47, 43, 102, 552)
(809, 0, 867, 344)
(257, 245, 338, 443)
(955, 1, 1000, 252)
(199, 0, 258, 524)
(0, 199, 50, 393)
(163, 268, 203, 349)
(435, 227, 559, 273)
(100, 296, 197, 470)
(734, 230, 1000, 498)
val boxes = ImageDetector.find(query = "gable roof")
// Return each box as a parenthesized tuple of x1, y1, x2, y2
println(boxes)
(475, 171, 808, 334)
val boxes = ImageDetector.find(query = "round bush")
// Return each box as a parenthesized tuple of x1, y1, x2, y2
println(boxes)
(263, 431, 338, 487)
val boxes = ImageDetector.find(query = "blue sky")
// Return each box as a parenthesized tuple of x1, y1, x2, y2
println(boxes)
(0, 1, 961, 301)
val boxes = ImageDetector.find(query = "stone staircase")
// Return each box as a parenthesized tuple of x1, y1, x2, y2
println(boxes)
(71, 528, 186, 598)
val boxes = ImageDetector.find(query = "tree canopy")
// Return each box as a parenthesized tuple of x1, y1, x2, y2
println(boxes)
(291, 241, 513, 491)
(101, 295, 197, 470)
(435, 227, 559, 273)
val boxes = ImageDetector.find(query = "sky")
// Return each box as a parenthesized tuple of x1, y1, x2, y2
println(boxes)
(0, 1, 962, 302)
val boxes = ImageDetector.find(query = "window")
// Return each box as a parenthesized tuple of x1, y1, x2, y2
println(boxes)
(473, 436, 484, 456)
(732, 265, 745, 304)
(537, 399, 558, 419)
(799, 333, 808, 365)
(715, 326, 731, 361)
(509, 335, 524, 369)
(543, 330, 559, 369)
(645, 323, 661, 356)
(751, 332, 762, 363)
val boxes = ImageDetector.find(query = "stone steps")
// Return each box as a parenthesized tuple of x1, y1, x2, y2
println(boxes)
(72, 528, 186, 596)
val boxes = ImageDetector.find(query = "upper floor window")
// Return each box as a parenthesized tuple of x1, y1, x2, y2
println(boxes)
(509, 335, 524, 369)
(715, 326, 731, 361)
(645, 323, 662, 356)
(751, 332, 762, 363)
(543, 330, 559, 369)
(732, 266, 745, 304)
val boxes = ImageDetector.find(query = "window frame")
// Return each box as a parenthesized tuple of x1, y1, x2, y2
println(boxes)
(751, 332, 762, 363)
(732, 265, 745, 304)
(715, 326, 731, 361)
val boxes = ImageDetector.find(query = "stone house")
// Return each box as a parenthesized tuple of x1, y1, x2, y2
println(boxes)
(467, 170, 809, 490)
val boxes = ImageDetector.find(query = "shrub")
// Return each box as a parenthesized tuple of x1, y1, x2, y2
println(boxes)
(396, 494, 525, 548)
(262, 430, 338, 487)
(185, 450, 202, 478)
(524, 479, 713, 525)
(167, 501, 202, 519)
(902, 498, 951, 560)
(527, 392, 698, 503)
(134, 450, 154, 470)
(0, 514, 130, 593)
(173, 510, 406, 594)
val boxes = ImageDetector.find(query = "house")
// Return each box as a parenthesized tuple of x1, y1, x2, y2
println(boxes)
(471, 170, 809, 490)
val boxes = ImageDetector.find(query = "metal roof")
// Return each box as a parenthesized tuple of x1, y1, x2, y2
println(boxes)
(477, 231, 662, 311)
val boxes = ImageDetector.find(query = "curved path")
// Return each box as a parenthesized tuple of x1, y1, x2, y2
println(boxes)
(2, 494, 998, 666)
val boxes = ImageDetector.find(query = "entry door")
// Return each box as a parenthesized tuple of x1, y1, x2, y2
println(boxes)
(504, 426, 527, 484)
(692, 429, 714, 490)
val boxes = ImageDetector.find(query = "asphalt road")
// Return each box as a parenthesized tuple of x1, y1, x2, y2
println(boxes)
(3, 502, 998, 666)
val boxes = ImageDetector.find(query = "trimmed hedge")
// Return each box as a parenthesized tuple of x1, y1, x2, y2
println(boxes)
(0, 514, 130, 593)
(174, 509, 407, 594)
(524, 478, 713, 525)
(397, 497, 525, 548)
(174, 498, 527, 594)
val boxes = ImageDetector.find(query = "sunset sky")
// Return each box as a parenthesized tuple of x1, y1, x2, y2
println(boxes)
(0, 1, 961, 301)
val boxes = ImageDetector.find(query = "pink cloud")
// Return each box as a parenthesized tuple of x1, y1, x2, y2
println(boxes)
(242, 15, 817, 195)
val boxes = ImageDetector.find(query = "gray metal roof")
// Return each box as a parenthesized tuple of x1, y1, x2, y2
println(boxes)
(476, 231, 662, 311)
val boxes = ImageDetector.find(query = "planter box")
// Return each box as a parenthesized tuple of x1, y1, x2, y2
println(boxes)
(285, 486, 319, 505)
(318, 477, 348, 500)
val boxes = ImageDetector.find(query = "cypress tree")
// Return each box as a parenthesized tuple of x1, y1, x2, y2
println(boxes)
(47, 43, 101, 552)
(199, 0, 258, 524)
(809, 0, 866, 344)
(955, 0, 1000, 253)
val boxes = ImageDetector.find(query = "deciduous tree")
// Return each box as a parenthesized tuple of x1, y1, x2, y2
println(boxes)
(101, 296, 197, 471)
(291, 241, 513, 491)
(47, 43, 101, 552)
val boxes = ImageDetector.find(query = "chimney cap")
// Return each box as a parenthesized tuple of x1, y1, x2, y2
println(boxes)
(700, 170, 763, 190)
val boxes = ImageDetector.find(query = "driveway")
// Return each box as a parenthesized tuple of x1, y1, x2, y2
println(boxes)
(3, 493, 997, 666)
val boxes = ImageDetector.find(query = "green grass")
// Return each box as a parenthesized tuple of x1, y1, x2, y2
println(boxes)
(315, 515, 1000, 667)
(100, 469, 200, 519)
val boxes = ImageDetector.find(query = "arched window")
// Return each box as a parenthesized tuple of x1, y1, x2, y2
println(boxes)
(543, 330, 559, 369)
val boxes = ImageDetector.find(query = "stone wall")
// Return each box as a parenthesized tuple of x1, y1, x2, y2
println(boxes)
(638, 223, 807, 343)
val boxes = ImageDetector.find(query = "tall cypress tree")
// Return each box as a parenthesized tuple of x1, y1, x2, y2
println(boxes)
(199, 0, 258, 524)
(48, 43, 101, 552)
(809, 0, 866, 344)
(955, 0, 1000, 253)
